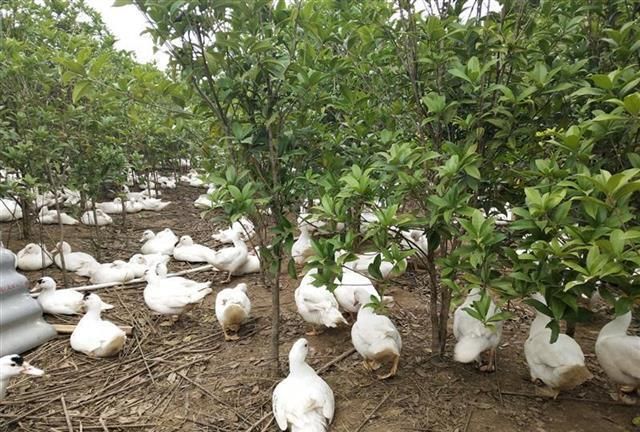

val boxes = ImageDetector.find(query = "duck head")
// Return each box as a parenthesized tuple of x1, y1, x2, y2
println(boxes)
(30, 276, 56, 293)
(140, 230, 155, 242)
(178, 235, 194, 246)
(0, 355, 44, 380)
(289, 338, 310, 366)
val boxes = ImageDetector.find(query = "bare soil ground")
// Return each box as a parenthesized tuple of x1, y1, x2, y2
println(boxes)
(1, 184, 638, 432)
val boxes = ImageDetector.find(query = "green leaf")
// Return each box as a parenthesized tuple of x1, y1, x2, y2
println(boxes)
(463, 165, 481, 179)
(113, 0, 133, 5)
(591, 74, 613, 89)
(623, 93, 640, 115)
(72, 80, 92, 103)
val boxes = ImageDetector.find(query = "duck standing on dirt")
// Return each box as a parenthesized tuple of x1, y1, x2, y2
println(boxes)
(273, 339, 335, 432)
(215, 282, 251, 341)
(32, 276, 113, 315)
(524, 293, 592, 398)
(295, 269, 347, 335)
(595, 309, 640, 404)
(351, 290, 402, 379)
(0, 355, 44, 399)
(70, 293, 126, 357)
(173, 235, 217, 263)
(452, 288, 502, 372)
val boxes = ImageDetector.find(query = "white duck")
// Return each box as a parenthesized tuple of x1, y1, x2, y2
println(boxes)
(351, 291, 402, 380)
(32, 277, 113, 315)
(0, 199, 22, 222)
(36, 206, 79, 225)
(295, 269, 347, 335)
(595, 310, 640, 404)
(80, 209, 113, 226)
(173, 235, 217, 263)
(143, 266, 212, 319)
(210, 231, 249, 282)
(0, 355, 44, 399)
(138, 197, 171, 211)
(236, 247, 261, 275)
(16, 243, 53, 271)
(52, 241, 98, 272)
(139, 229, 177, 255)
(399, 229, 429, 256)
(155, 263, 212, 291)
(215, 283, 251, 341)
(273, 339, 335, 432)
(524, 293, 592, 398)
(341, 251, 398, 280)
(333, 268, 391, 315)
(211, 217, 255, 243)
(125, 253, 170, 278)
(291, 224, 313, 265)
(81, 260, 135, 284)
(70, 293, 126, 357)
(453, 288, 503, 372)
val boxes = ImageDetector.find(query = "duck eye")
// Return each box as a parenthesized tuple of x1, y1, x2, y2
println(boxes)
(10, 363, 16, 367)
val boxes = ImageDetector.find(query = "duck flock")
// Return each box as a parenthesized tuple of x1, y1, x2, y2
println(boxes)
(1, 169, 639, 431)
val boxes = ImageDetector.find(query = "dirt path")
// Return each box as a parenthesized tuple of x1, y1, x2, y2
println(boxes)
(1, 184, 638, 431)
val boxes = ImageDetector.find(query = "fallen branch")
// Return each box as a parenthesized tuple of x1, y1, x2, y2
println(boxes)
(52, 324, 134, 336)
(61, 395, 73, 432)
(317, 348, 356, 374)
(31, 264, 216, 297)
(501, 390, 632, 406)
(355, 392, 391, 432)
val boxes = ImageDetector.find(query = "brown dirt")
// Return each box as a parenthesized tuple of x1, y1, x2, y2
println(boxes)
(1, 184, 638, 432)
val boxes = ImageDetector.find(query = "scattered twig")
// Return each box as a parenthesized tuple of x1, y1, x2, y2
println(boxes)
(177, 372, 251, 426)
(500, 390, 632, 406)
(61, 395, 74, 432)
(355, 392, 392, 432)
(99, 418, 109, 432)
(317, 348, 356, 374)
(463, 408, 473, 432)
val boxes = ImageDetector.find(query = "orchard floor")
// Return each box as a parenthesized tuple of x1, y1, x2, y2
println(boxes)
(0, 184, 638, 432)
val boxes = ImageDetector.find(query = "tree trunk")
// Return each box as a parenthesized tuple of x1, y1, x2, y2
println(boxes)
(271, 256, 282, 376)
(91, 199, 101, 261)
(20, 196, 31, 239)
(53, 189, 68, 287)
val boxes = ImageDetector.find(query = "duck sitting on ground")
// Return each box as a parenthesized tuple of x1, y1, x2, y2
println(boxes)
(211, 217, 255, 243)
(272, 339, 335, 432)
(0, 199, 22, 222)
(143, 264, 212, 321)
(52, 241, 98, 272)
(452, 288, 503, 372)
(70, 293, 126, 357)
(80, 209, 113, 226)
(0, 355, 44, 399)
(173, 235, 217, 263)
(524, 293, 592, 398)
(32, 277, 113, 315)
(215, 283, 251, 341)
(140, 229, 177, 255)
(595, 309, 640, 404)
(16, 243, 53, 271)
(36, 206, 79, 225)
(79, 260, 136, 284)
